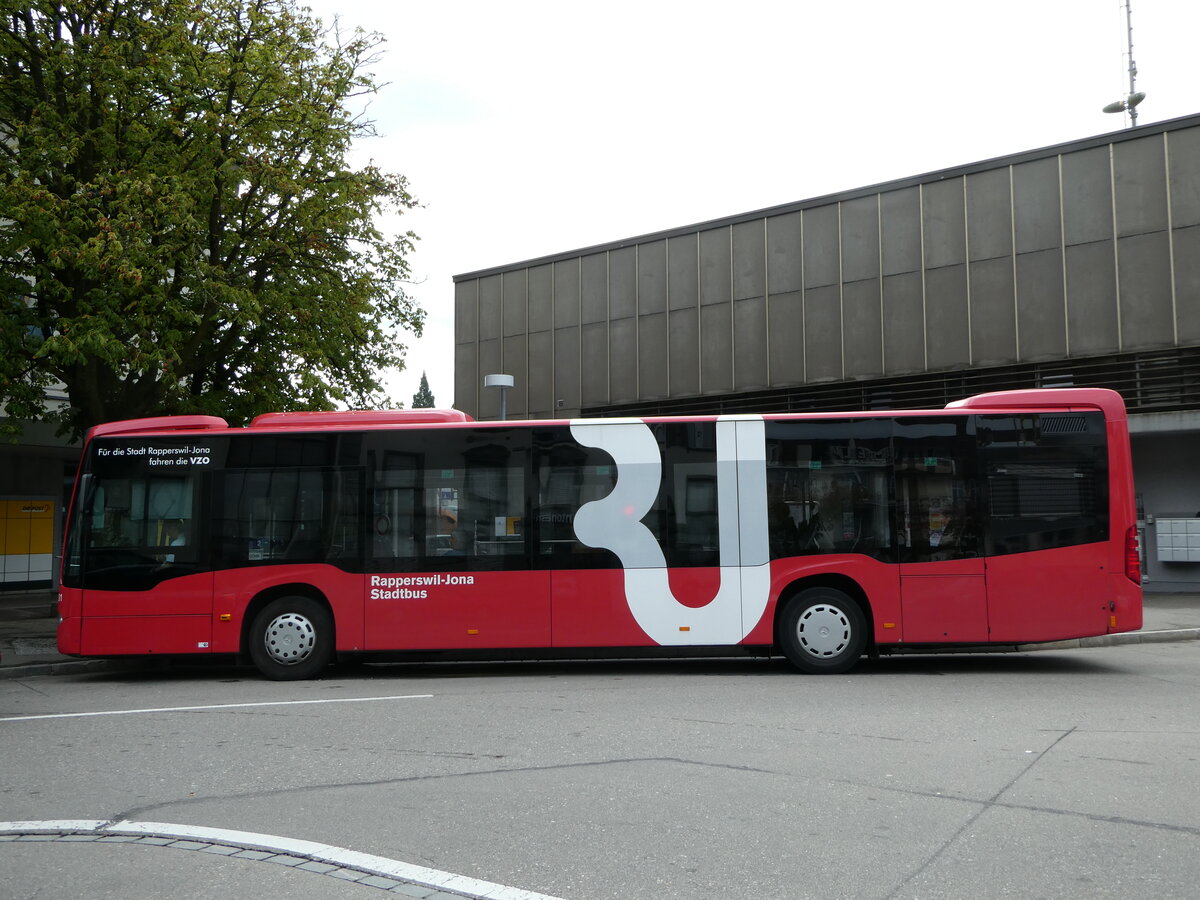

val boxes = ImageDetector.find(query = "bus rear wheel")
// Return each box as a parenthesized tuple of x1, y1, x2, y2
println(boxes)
(249, 596, 333, 681)
(779, 587, 867, 674)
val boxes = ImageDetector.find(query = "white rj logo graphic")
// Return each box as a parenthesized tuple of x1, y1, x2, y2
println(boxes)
(569, 417, 770, 645)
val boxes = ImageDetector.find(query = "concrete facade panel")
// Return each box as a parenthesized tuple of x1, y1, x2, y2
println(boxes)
(967, 256, 1018, 366)
(733, 220, 765, 301)
(804, 284, 842, 382)
(638, 240, 667, 314)
(528, 330, 553, 416)
(609, 246, 636, 320)
(880, 187, 921, 276)
(455, 280, 478, 344)
(882, 272, 924, 374)
(553, 257, 580, 328)
(803, 205, 839, 288)
(1118, 231, 1175, 348)
(477, 338, 501, 417)
(925, 265, 970, 369)
(502, 270, 527, 337)
(454, 341, 478, 415)
(528, 264, 552, 331)
(609, 317, 637, 402)
(966, 168, 1013, 262)
(1065, 240, 1120, 355)
(668, 307, 700, 396)
(699, 303, 733, 392)
(842, 279, 883, 379)
(668, 234, 699, 310)
(923, 178, 966, 269)
(1062, 146, 1114, 246)
(479, 275, 502, 341)
(1015, 248, 1067, 360)
(1013, 157, 1061, 253)
(1174, 224, 1200, 343)
(1114, 135, 1168, 237)
(553, 326, 580, 412)
(733, 297, 767, 391)
(1168, 127, 1200, 228)
(767, 212, 803, 293)
(699, 227, 732, 305)
(767, 291, 804, 385)
(840, 196, 880, 283)
(580, 323, 609, 405)
(638, 312, 668, 398)
(581, 253, 608, 324)
(501, 333, 528, 416)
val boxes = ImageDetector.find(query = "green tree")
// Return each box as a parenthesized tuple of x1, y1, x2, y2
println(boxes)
(0, 0, 423, 436)
(411, 370, 434, 408)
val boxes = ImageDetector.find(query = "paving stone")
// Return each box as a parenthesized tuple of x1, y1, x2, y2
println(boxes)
(357, 875, 402, 889)
(198, 844, 242, 856)
(264, 854, 305, 867)
(168, 840, 210, 851)
(293, 861, 336, 874)
(389, 883, 435, 898)
(233, 849, 273, 860)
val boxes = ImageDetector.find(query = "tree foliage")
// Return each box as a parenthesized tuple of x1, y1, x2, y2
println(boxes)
(411, 370, 434, 408)
(0, 0, 423, 436)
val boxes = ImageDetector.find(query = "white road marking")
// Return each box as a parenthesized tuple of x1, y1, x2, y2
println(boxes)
(0, 819, 566, 900)
(0, 694, 433, 723)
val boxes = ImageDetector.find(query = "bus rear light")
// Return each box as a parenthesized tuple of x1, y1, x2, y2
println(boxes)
(1125, 526, 1141, 585)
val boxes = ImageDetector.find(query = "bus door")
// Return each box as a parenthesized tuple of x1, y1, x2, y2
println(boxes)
(71, 455, 215, 655)
(894, 419, 989, 643)
(365, 431, 550, 650)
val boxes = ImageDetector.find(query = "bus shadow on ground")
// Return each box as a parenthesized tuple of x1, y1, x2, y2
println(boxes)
(79, 649, 1124, 684)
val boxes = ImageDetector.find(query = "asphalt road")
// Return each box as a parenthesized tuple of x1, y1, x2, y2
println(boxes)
(2, 643, 1199, 899)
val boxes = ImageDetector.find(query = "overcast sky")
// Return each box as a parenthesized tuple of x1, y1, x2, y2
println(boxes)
(302, 0, 1200, 409)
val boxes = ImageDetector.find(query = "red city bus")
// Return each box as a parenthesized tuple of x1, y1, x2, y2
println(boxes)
(57, 388, 1142, 679)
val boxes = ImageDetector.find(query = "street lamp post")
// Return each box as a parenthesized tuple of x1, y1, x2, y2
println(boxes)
(1102, 0, 1145, 127)
(483, 374, 514, 420)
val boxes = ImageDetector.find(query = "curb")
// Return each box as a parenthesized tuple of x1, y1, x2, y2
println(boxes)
(1026, 627, 1200, 651)
(2, 629, 1197, 679)
(0, 658, 117, 680)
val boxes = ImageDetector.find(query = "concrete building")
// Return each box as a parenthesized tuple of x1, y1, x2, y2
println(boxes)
(453, 112, 1200, 589)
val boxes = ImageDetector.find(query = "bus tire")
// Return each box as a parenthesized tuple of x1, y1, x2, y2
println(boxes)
(778, 587, 867, 674)
(249, 596, 333, 681)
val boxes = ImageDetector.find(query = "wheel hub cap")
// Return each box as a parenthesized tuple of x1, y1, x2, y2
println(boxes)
(264, 613, 316, 665)
(797, 604, 851, 658)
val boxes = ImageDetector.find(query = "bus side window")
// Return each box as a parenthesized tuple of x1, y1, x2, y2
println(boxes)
(977, 413, 1108, 555)
(764, 420, 894, 562)
(894, 418, 981, 563)
(533, 429, 619, 569)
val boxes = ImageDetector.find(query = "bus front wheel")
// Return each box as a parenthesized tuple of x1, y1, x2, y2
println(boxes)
(779, 587, 867, 674)
(249, 596, 333, 680)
